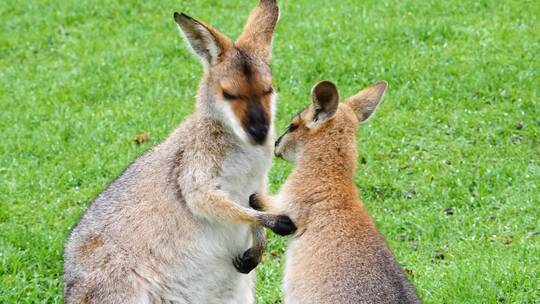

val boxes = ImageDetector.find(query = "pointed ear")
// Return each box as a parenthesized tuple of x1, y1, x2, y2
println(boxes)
(174, 12, 233, 66)
(311, 81, 340, 123)
(235, 0, 279, 62)
(346, 81, 387, 123)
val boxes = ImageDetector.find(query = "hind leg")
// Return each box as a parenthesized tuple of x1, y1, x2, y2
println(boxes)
(64, 269, 149, 304)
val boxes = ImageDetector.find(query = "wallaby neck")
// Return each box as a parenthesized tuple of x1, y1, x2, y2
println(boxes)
(290, 140, 359, 204)
(195, 74, 216, 115)
(299, 136, 356, 177)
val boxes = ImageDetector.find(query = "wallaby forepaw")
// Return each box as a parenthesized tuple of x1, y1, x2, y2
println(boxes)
(270, 215, 297, 236)
(249, 193, 263, 211)
(233, 249, 261, 274)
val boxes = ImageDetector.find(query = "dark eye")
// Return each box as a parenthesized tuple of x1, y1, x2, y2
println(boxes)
(288, 123, 298, 132)
(263, 87, 274, 95)
(222, 91, 237, 100)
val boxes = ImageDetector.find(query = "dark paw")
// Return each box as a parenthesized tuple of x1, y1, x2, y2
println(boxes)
(270, 215, 297, 236)
(233, 249, 261, 274)
(249, 193, 263, 211)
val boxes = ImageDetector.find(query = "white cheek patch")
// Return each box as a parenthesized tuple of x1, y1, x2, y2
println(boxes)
(213, 93, 276, 145)
(215, 99, 249, 143)
(270, 93, 277, 119)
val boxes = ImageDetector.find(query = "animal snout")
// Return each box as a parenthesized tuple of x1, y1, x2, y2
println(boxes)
(247, 124, 269, 145)
(245, 99, 270, 145)
(274, 137, 283, 157)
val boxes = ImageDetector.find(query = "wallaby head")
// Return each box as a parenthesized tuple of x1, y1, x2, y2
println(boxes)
(174, 0, 279, 145)
(275, 80, 387, 163)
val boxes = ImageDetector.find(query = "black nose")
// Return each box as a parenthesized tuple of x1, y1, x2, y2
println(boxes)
(244, 96, 270, 145)
(247, 124, 269, 145)
(245, 98, 270, 145)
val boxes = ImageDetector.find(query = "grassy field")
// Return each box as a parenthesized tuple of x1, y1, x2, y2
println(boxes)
(1, 0, 539, 302)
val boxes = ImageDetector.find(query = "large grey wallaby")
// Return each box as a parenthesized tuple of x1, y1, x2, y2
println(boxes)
(63, 1, 296, 303)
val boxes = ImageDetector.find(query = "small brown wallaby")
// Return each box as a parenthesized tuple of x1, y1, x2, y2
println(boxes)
(63, 1, 296, 303)
(251, 80, 420, 303)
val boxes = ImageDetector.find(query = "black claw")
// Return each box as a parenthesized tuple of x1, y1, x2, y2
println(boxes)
(233, 249, 261, 274)
(270, 215, 297, 236)
(249, 193, 263, 211)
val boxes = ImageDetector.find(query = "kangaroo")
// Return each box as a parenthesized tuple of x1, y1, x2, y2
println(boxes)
(251, 80, 420, 303)
(63, 1, 296, 303)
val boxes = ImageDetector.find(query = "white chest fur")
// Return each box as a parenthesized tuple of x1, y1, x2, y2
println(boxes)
(162, 143, 272, 303)
(218, 142, 273, 206)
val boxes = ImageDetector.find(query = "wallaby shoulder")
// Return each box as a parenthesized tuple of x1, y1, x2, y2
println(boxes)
(82, 113, 229, 213)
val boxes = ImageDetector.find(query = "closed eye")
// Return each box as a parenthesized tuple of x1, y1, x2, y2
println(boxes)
(222, 91, 237, 100)
(263, 87, 274, 95)
(288, 123, 298, 132)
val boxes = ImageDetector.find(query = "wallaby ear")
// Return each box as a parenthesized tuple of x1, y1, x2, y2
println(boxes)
(346, 81, 387, 123)
(235, 0, 279, 62)
(311, 81, 340, 123)
(174, 12, 233, 66)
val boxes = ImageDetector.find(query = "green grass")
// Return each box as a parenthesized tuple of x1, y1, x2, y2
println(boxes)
(1, 0, 539, 302)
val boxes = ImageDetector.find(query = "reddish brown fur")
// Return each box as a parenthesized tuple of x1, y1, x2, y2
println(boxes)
(77, 236, 104, 257)
(217, 55, 273, 130)
(267, 81, 420, 303)
(236, 0, 280, 60)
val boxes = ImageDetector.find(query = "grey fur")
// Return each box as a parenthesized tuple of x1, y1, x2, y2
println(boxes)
(64, 1, 286, 303)
(64, 117, 261, 303)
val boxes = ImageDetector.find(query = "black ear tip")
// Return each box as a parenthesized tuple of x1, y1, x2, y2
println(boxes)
(174, 12, 193, 23)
